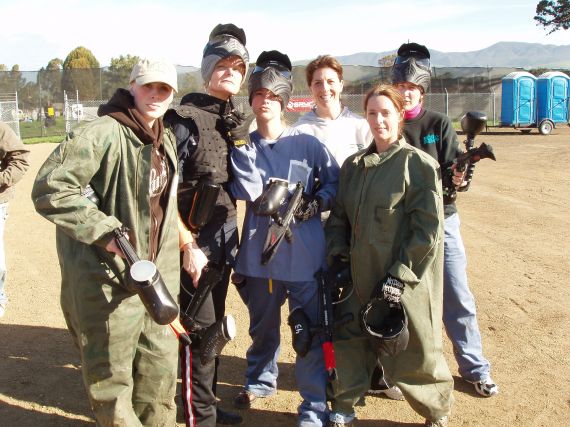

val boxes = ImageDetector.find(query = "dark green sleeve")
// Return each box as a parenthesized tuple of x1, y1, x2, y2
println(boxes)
(32, 123, 122, 246)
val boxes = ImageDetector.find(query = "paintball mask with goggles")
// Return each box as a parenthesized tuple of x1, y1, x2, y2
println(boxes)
(391, 42, 432, 93)
(360, 297, 409, 357)
(201, 23, 249, 84)
(248, 50, 293, 110)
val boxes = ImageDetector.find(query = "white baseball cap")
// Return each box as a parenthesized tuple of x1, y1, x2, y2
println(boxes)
(130, 58, 178, 92)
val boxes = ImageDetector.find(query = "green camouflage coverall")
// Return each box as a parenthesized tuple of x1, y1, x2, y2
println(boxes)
(32, 116, 180, 426)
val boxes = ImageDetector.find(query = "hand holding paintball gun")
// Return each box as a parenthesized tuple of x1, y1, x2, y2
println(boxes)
(180, 265, 236, 364)
(288, 267, 353, 381)
(442, 111, 496, 204)
(253, 179, 305, 265)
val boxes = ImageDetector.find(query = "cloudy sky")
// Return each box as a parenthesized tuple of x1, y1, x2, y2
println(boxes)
(1, 0, 567, 70)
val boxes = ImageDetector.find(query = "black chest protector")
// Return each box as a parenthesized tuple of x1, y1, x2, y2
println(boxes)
(174, 93, 233, 186)
(165, 93, 237, 225)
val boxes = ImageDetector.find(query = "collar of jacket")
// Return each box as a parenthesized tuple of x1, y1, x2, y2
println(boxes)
(360, 138, 406, 168)
(179, 92, 233, 116)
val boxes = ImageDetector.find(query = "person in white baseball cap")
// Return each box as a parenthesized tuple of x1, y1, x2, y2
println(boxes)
(32, 57, 182, 425)
(130, 58, 178, 93)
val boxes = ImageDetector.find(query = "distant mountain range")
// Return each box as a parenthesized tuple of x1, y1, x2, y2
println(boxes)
(293, 42, 570, 69)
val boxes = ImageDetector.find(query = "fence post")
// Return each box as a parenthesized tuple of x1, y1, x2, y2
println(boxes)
(491, 89, 497, 126)
(444, 88, 449, 116)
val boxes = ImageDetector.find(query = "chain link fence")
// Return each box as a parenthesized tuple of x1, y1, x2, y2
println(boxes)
(3, 64, 545, 139)
(0, 93, 21, 138)
(61, 92, 501, 138)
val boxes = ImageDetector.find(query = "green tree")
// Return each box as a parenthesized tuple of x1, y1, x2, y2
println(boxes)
(47, 58, 63, 70)
(0, 64, 25, 93)
(101, 54, 140, 99)
(0, 64, 10, 93)
(62, 46, 101, 100)
(109, 54, 139, 71)
(535, 0, 570, 34)
(40, 58, 64, 106)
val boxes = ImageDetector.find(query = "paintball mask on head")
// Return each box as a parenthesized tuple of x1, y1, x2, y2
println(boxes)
(391, 42, 432, 93)
(248, 50, 293, 110)
(201, 23, 249, 84)
(360, 298, 409, 357)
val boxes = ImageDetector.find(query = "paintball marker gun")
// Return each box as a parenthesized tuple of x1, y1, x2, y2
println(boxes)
(288, 268, 353, 381)
(114, 227, 179, 325)
(442, 111, 496, 204)
(180, 266, 236, 364)
(254, 179, 304, 265)
(113, 227, 191, 345)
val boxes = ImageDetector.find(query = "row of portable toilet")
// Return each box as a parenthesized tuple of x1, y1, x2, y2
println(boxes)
(501, 71, 569, 134)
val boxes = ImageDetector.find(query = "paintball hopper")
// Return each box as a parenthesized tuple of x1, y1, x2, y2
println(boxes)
(253, 178, 289, 215)
(360, 299, 409, 357)
(188, 182, 221, 231)
(461, 111, 487, 140)
(198, 315, 236, 365)
(114, 227, 178, 325)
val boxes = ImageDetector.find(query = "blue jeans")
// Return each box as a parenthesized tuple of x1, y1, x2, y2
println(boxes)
(443, 213, 491, 381)
(0, 203, 8, 306)
(238, 276, 329, 427)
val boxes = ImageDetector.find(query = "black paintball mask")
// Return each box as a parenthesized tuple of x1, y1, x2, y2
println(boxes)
(201, 23, 249, 84)
(248, 50, 293, 110)
(391, 42, 432, 93)
(360, 298, 409, 357)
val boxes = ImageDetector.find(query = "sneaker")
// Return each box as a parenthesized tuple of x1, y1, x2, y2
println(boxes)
(470, 377, 499, 397)
(216, 408, 243, 425)
(233, 390, 259, 410)
(328, 422, 355, 427)
(367, 385, 405, 401)
(425, 416, 448, 427)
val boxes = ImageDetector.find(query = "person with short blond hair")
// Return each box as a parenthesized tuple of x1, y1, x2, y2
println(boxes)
(32, 58, 181, 426)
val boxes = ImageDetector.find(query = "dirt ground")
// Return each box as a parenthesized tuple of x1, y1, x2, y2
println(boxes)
(1, 127, 569, 426)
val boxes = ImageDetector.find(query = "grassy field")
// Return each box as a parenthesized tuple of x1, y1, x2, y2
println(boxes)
(19, 117, 66, 141)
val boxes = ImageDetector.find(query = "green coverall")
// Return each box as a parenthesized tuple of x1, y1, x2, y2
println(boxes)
(326, 139, 454, 422)
(32, 116, 180, 426)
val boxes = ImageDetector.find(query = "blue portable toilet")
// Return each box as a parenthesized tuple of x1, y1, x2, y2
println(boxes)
(536, 71, 569, 134)
(501, 72, 537, 127)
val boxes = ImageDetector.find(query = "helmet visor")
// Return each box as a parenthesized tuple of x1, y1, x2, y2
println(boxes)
(394, 55, 431, 71)
(203, 35, 248, 61)
(252, 62, 292, 79)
